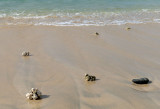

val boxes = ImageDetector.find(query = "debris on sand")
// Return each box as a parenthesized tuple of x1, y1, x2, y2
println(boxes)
(84, 74, 96, 81)
(126, 27, 131, 30)
(132, 78, 150, 84)
(26, 88, 42, 100)
(22, 51, 30, 56)
(95, 32, 99, 35)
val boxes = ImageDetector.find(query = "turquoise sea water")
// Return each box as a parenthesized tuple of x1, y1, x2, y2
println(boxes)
(1, 0, 160, 25)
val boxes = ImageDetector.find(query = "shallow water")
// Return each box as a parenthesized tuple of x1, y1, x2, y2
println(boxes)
(1, 0, 160, 25)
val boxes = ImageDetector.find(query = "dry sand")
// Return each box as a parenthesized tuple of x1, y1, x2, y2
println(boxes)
(0, 24, 160, 109)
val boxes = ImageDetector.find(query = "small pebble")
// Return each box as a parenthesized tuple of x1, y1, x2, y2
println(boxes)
(126, 27, 131, 30)
(95, 32, 99, 35)
(22, 51, 30, 56)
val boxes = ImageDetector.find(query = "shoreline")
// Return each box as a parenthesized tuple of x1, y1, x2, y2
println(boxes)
(0, 22, 160, 26)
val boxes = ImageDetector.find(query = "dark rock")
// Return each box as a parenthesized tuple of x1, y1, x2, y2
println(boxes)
(85, 74, 96, 81)
(95, 32, 99, 35)
(90, 76, 96, 81)
(132, 78, 149, 84)
(126, 27, 131, 30)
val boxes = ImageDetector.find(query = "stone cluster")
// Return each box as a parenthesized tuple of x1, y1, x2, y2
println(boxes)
(22, 51, 30, 56)
(26, 88, 42, 100)
(85, 74, 96, 81)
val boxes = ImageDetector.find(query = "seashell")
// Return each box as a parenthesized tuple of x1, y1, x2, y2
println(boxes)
(26, 93, 33, 100)
(31, 88, 37, 94)
(36, 89, 42, 97)
(22, 51, 30, 56)
(84, 74, 96, 81)
(22, 52, 27, 56)
(32, 93, 38, 100)
(26, 88, 42, 100)
(132, 78, 149, 84)
(85, 76, 91, 81)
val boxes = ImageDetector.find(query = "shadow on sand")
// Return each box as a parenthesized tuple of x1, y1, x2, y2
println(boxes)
(40, 95, 50, 99)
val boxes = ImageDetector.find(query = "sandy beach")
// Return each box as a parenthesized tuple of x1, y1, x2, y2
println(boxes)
(0, 24, 160, 109)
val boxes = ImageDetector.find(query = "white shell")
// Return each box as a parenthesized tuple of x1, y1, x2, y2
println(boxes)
(32, 93, 38, 100)
(26, 93, 33, 100)
(29, 88, 34, 93)
(31, 88, 37, 94)
(26, 88, 41, 100)
(22, 51, 30, 56)
(22, 52, 27, 56)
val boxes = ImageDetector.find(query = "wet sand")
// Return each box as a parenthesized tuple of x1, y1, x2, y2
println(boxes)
(0, 24, 160, 109)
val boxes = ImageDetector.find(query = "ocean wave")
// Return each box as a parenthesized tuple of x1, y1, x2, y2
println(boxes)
(0, 9, 160, 26)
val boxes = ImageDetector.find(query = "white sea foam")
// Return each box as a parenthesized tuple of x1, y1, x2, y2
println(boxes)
(0, 13, 6, 18)
(1, 9, 160, 26)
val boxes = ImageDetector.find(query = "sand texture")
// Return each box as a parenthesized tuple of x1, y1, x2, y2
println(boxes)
(0, 24, 160, 109)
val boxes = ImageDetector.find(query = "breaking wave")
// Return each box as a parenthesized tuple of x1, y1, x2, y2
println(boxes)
(1, 9, 160, 26)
